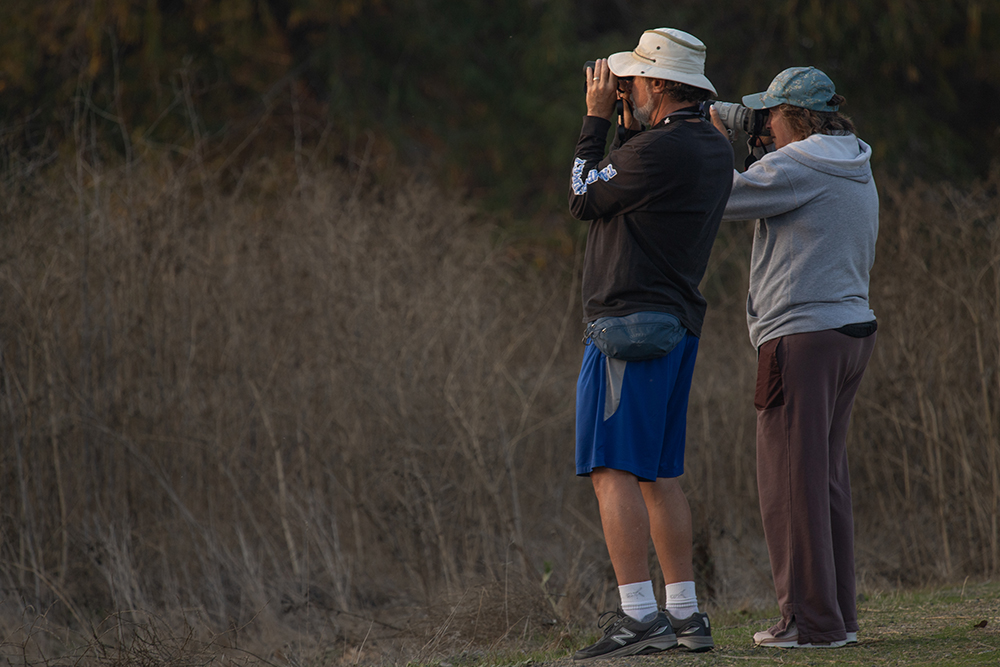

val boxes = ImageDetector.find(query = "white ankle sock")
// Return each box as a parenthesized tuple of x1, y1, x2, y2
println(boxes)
(664, 581, 699, 619)
(619, 580, 658, 621)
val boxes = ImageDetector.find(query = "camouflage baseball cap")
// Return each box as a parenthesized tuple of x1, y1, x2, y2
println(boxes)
(741, 66, 839, 111)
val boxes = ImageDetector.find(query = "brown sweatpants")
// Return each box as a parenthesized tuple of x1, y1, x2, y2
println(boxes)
(755, 328, 876, 645)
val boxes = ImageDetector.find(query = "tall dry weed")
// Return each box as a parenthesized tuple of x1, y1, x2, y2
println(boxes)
(2, 131, 999, 663)
(0, 144, 595, 661)
(850, 176, 1000, 583)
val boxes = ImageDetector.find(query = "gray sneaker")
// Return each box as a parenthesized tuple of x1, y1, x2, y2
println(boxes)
(665, 610, 714, 652)
(572, 608, 677, 662)
(753, 620, 848, 648)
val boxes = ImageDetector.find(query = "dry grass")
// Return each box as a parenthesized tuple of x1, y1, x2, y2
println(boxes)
(1, 127, 999, 664)
(0, 141, 590, 663)
(851, 175, 1000, 584)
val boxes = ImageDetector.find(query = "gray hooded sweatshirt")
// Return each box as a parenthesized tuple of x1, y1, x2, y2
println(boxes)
(722, 133, 878, 348)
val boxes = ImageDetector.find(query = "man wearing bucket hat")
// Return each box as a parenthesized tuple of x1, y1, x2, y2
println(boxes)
(710, 67, 878, 649)
(568, 28, 732, 660)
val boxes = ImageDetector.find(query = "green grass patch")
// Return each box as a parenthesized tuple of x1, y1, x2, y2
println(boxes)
(436, 581, 1000, 667)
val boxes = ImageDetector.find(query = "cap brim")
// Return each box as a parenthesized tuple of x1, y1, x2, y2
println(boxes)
(741, 92, 770, 109)
(607, 51, 717, 95)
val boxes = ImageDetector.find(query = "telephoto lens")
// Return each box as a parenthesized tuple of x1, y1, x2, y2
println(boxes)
(712, 101, 770, 137)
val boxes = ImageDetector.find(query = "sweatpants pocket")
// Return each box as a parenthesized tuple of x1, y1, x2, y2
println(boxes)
(755, 338, 784, 410)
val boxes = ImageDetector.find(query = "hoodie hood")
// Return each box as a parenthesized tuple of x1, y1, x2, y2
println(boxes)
(781, 133, 873, 183)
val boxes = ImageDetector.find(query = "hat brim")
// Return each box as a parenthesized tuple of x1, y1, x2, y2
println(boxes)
(741, 92, 777, 109)
(608, 51, 717, 95)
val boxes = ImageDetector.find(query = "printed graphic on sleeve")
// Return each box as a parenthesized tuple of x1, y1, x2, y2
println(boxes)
(572, 158, 618, 195)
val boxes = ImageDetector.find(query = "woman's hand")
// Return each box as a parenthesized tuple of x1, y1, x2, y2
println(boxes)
(709, 105, 730, 139)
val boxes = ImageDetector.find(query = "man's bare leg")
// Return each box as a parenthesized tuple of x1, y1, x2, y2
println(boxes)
(640, 476, 694, 584)
(590, 467, 652, 584)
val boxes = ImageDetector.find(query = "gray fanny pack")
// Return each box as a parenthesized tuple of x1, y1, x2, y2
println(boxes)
(584, 311, 687, 361)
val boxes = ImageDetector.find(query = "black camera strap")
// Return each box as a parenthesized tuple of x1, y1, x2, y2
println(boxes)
(745, 134, 776, 169)
(745, 108, 771, 168)
(745, 139, 761, 169)
(616, 99, 626, 146)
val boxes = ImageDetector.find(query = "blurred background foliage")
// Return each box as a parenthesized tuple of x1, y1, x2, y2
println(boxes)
(1, 0, 999, 210)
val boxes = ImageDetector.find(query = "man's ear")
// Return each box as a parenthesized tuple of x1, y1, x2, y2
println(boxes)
(647, 78, 667, 94)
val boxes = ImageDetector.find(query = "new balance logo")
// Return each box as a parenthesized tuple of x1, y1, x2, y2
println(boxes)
(678, 617, 706, 634)
(611, 628, 636, 645)
(650, 624, 670, 636)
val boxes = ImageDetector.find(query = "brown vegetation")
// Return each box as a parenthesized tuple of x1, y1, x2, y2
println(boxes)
(1, 133, 999, 663)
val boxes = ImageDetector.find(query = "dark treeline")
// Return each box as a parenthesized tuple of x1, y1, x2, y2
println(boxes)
(1, 0, 998, 211)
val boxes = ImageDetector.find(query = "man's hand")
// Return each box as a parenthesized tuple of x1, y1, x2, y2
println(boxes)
(586, 59, 618, 121)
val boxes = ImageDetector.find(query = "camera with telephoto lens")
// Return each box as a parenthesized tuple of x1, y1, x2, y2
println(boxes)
(710, 101, 770, 138)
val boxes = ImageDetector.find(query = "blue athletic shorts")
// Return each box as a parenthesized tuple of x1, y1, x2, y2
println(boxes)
(575, 334, 699, 481)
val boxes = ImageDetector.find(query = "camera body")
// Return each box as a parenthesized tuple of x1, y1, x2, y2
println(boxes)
(583, 60, 600, 91)
(710, 101, 770, 137)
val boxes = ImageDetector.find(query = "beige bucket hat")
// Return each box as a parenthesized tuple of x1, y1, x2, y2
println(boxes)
(608, 28, 716, 94)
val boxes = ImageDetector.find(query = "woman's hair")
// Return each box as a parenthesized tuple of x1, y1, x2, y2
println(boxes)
(777, 94, 855, 139)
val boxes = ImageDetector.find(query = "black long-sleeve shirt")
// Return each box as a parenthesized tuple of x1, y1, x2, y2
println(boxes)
(569, 112, 733, 336)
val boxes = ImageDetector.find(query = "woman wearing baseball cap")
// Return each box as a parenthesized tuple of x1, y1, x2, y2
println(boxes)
(711, 67, 879, 650)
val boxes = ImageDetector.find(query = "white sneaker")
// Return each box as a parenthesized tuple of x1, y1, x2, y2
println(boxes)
(846, 631, 858, 644)
(753, 621, 848, 648)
